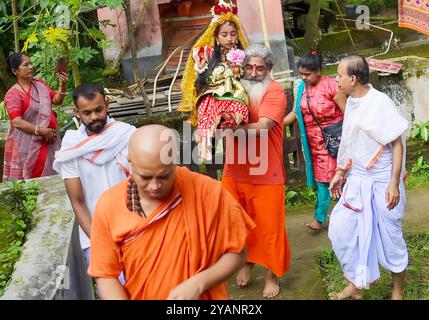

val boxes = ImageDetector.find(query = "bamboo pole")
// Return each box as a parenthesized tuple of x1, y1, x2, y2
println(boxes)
(257, 0, 290, 76)
(11, 0, 20, 52)
(257, 0, 271, 49)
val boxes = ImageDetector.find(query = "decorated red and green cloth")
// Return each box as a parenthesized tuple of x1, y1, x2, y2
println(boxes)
(398, 0, 429, 36)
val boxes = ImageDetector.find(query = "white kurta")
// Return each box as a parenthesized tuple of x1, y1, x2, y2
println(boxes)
(328, 86, 409, 289)
(53, 117, 136, 250)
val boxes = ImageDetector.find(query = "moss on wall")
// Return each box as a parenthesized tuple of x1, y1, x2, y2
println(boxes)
(288, 21, 427, 57)
(121, 111, 190, 133)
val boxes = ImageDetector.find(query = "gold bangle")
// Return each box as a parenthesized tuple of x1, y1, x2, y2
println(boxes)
(58, 91, 67, 95)
(34, 125, 40, 136)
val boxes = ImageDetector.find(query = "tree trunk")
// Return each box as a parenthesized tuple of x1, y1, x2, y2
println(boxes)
(11, 0, 20, 52)
(337, 0, 346, 13)
(0, 47, 12, 100)
(63, 44, 81, 88)
(70, 61, 81, 88)
(303, 0, 322, 50)
(123, 0, 151, 116)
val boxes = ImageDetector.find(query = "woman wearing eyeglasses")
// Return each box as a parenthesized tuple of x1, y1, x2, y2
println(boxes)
(2, 52, 68, 181)
(284, 51, 347, 231)
(178, 2, 250, 161)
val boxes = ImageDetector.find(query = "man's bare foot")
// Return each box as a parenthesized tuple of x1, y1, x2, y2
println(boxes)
(391, 289, 404, 300)
(306, 220, 322, 231)
(236, 263, 253, 287)
(263, 271, 280, 298)
(328, 283, 363, 300)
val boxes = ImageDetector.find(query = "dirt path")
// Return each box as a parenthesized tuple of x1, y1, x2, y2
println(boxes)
(228, 184, 429, 300)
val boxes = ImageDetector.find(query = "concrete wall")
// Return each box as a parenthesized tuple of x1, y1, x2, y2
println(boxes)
(97, 0, 163, 81)
(237, 0, 296, 75)
(379, 56, 429, 130)
(1, 176, 94, 300)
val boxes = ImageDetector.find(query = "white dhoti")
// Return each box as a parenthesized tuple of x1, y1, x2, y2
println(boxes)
(328, 147, 408, 289)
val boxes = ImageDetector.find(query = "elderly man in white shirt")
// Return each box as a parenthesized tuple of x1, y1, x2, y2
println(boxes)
(53, 83, 136, 280)
(328, 56, 409, 300)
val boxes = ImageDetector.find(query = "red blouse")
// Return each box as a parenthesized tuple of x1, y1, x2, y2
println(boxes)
(300, 76, 343, 183)
(4, 78, 57, 129)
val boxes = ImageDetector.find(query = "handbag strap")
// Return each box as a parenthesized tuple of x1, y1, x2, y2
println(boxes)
(305, 85, 323, 130)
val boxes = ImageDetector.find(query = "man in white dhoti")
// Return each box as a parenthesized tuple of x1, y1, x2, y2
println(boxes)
(53, 83, 136, 273)
(328, 56, 409, 300)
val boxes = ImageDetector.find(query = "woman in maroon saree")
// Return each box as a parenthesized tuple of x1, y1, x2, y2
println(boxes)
(2, 52, 68, 181)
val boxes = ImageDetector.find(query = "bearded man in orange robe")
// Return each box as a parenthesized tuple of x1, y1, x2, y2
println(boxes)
(222, 44, 290, 298)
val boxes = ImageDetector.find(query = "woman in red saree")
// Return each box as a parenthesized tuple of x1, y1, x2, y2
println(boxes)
(3, 52, 68, 181)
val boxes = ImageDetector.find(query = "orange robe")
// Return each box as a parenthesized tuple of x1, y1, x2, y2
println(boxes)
(222, 80, 290, 276)
(88, 166, 255, 300)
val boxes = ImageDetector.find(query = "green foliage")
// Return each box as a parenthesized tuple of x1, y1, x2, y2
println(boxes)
(410, 121, 429, 176)
(411, 155, 429, 174)
(317, 232, 429, 299)
(69, 47, 99, 65)
(0, 180, 39, 296)
(321, 0, 335, 9)
(411, 121, 429, 143)
(406, 166, 429, 189)
(286, 185, 317, 208)
(346, 0, 384, 13)
(1, 0, 123, 90)
(0, 100, 8, 120)
(31, 42, 63, 88)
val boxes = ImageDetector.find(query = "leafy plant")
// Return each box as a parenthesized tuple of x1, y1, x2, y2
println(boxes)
(410, 121, 429, 175)
(0, 180, 39, 296)
(1, 0, 123, 89)
(2, 180, 39, 230)
(411, 155, 429, 173)
(0, 100, 8, 120)
(286, 185, 317, 208)
(411, 121, 429, 143)
(406, 167, 429, 189)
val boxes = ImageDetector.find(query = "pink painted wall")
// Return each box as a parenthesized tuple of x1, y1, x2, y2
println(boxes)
(97, 0, 163, 61)
(237, 0, 286, 41)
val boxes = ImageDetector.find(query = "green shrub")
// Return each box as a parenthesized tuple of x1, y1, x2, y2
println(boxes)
(0, 180, 39, 296)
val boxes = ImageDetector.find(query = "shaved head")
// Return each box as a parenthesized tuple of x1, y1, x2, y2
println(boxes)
(129, 125, 179, 201)
(129, 124, 178, 166)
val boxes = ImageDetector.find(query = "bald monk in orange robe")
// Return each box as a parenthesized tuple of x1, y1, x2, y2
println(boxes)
(88, 125, 255, 300)
(222, 44, 290, 298)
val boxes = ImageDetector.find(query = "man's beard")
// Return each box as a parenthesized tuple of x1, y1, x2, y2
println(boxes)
(82, 116, 107, 134)
(240, 75, 271, 104)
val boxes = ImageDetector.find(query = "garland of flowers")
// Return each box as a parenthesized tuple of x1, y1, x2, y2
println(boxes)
(208, 47, 245, 84)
